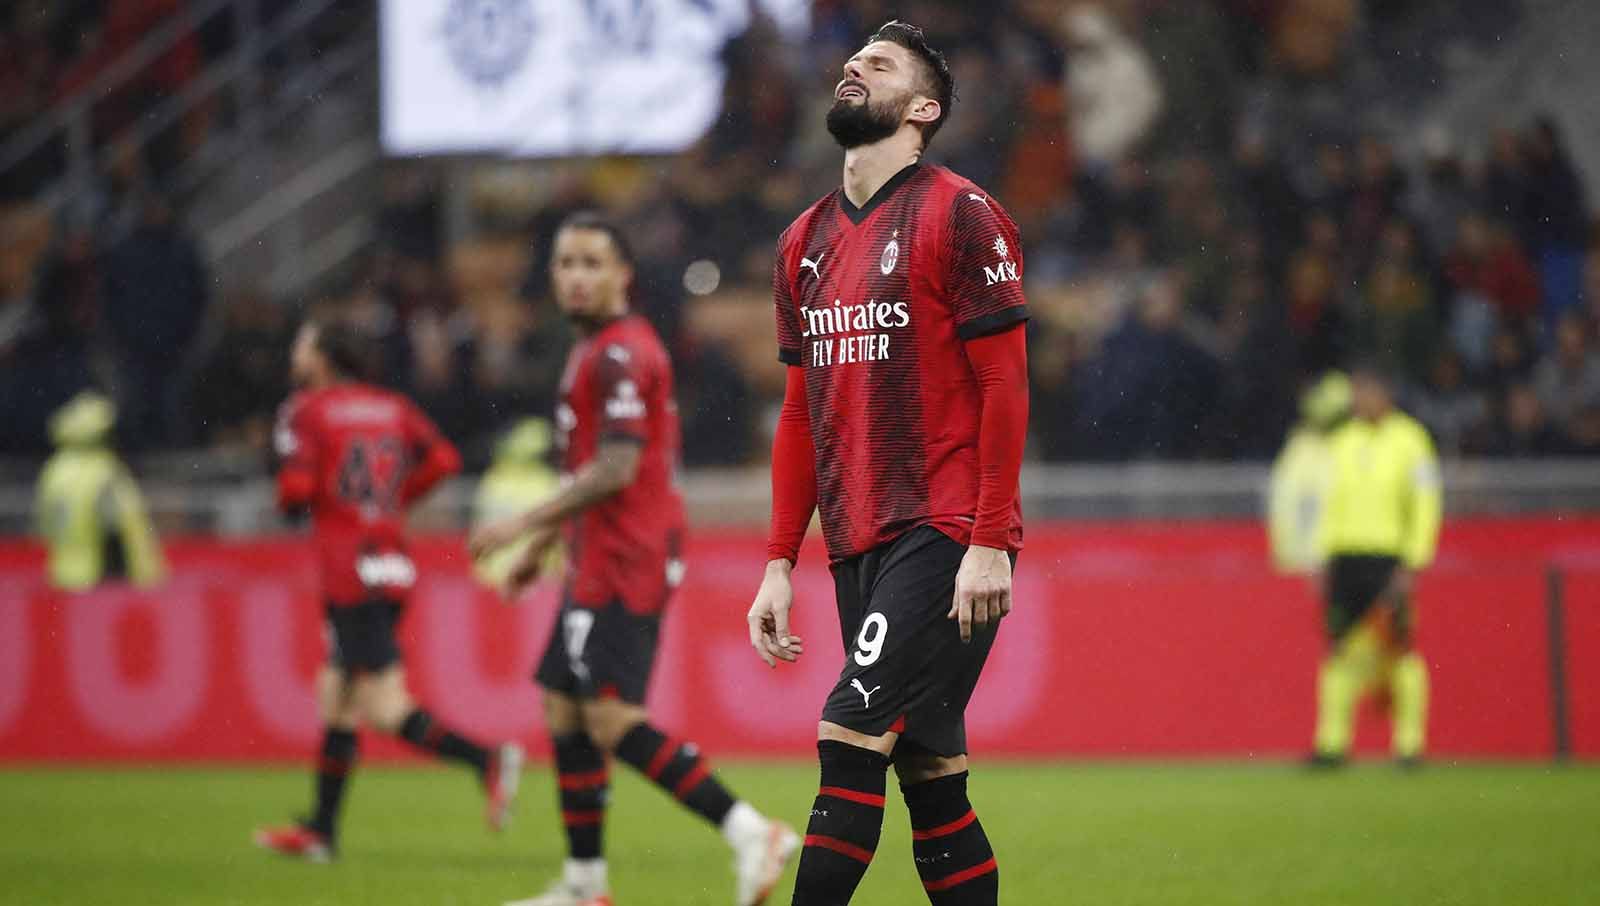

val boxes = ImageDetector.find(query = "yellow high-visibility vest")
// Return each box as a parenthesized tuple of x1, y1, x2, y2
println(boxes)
(1268, 426, 1335, 575)
(1317, 412, 1442, 568)
(36, 447, 165, 590)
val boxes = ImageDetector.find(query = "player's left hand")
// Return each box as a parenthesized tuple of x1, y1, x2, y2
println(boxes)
(950, 545, 1012, 643)
(468, 515, 531, 561)
(1385, 567, 1415, 602)
(502, 525, 560, 600)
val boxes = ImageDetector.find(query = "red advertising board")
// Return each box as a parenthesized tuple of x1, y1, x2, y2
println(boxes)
(2, 518, 1597, 763)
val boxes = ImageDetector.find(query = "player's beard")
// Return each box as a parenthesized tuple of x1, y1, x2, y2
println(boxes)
(826, 91, 908, 149)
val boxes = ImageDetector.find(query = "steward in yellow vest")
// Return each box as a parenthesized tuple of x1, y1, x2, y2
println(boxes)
(35, 392, 165, 590)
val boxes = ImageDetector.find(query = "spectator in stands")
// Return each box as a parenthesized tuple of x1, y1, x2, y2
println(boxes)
(1027, 320, 1080, 461)
(1062, 4, 1162, 169)
(1482, 127, 1530, 233)
(1521, 117, 1591, 332)
(0, 218, 98, 455)
(1230, 126, 1303, 275)
(1586, 248, 1600, 328)
(676, 337, 754, 467)
(1346, 136, 1408, 270)
(1075, 270, 1220, 460)
(100, 193, 210, 448)
(1409, 348, 1489, 457)
(0, 6, 61, 198)
(1444, 212, 1540, 326)
(1286, 210, 1348, 377)
(1406, 127, 1476, 260)
(462, 294, 571, 461)
(1204, 266, 1298, 458)
(405, 307, 476, 446)
(190, 289, 289, 452)
(1479, 382, 1563, 458)
(30, 219, 101, 357)
(1305, 142, 1355, 222)
(1359, 219, 1438, 384)
(1533, 312, 1600, 452)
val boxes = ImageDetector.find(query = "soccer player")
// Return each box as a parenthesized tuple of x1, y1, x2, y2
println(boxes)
(470, 212, 798, 906)
(254, 320, 523, 862)
(745, 22, 1029, 905)
(1309, 363, 1441, 768)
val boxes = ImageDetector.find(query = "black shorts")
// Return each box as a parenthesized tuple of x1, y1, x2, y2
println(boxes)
(535, 592, 660, 705)
(326, 600, 404, 673)
(821, 526, 1006, 759)
(1325, 554, 1410, 643)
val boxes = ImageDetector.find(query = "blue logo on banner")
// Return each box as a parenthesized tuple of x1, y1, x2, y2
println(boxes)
(441, 0, 536, 88)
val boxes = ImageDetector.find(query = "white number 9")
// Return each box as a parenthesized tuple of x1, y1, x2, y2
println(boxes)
(853, 612, 888, 666)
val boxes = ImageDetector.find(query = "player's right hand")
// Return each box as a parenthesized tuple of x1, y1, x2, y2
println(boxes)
(748, 559, 805, 668)
(502, 525, 559, 601)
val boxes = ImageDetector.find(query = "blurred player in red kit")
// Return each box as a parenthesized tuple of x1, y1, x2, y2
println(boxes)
(471, 212, 797, 906)
(745, 21, 1029, 906)
(254, 320, 522, 863)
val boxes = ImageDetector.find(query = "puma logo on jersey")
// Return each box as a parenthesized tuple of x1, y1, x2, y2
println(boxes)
(967, 193, 990, 207)
(850, 679, 882, 709)
(800, 253, 824, 281)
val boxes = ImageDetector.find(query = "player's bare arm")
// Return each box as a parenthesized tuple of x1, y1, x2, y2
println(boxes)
(469, 440, 641, 591)
(747, 558, 806, 668)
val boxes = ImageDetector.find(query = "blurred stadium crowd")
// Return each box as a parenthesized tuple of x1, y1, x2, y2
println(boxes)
(3, 0, 1599, 468)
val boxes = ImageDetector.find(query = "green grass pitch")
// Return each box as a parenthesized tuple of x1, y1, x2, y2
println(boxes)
(3, 761, 1596, 905)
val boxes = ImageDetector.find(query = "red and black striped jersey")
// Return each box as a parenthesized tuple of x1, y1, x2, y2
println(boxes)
(556, 314, 686, 614)
(274, 383, 460, 606)
(773, 163, 1028, 562)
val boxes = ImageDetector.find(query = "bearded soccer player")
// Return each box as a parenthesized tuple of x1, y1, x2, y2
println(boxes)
(254, 321, 523, 862)
(745, 21, 1028, 906)
(470, 212, 798, 906)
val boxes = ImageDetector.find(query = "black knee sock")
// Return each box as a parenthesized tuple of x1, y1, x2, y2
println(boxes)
(398, 709, 489, 774)
(553, 732, 609, 860)
(613, 723, 736, 827)
(902, 772, 997, 905)
(791, 740, 890, 905)
(308, 727, 358, 840)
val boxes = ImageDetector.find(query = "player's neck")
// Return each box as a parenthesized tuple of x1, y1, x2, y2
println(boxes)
(841, 133, 922, 209)
(572, 306, 628, 337)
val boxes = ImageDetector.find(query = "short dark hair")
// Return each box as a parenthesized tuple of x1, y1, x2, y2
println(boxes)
(865, 20, 955, 146)
(1347, 356, 1397, 390)
(311, 319, 378, 382)
(555, 210, 636, 266)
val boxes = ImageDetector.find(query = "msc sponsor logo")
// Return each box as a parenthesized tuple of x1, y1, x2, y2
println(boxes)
(984, 260, 1019, 286)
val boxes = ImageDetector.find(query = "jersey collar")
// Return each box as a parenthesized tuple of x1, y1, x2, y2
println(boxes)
(838, 163, 922, 225)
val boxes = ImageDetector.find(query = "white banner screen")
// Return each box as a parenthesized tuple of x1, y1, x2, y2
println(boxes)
(381, 0, 810, 157)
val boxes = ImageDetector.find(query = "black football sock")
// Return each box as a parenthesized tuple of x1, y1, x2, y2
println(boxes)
(308, 727, 358, 840)
(613, 723, 736, 827)
(398, 709, 490, 774)
(553, 732, 609, 860)
(902, 772, 998, 905)
(791, 740, 890, 905)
